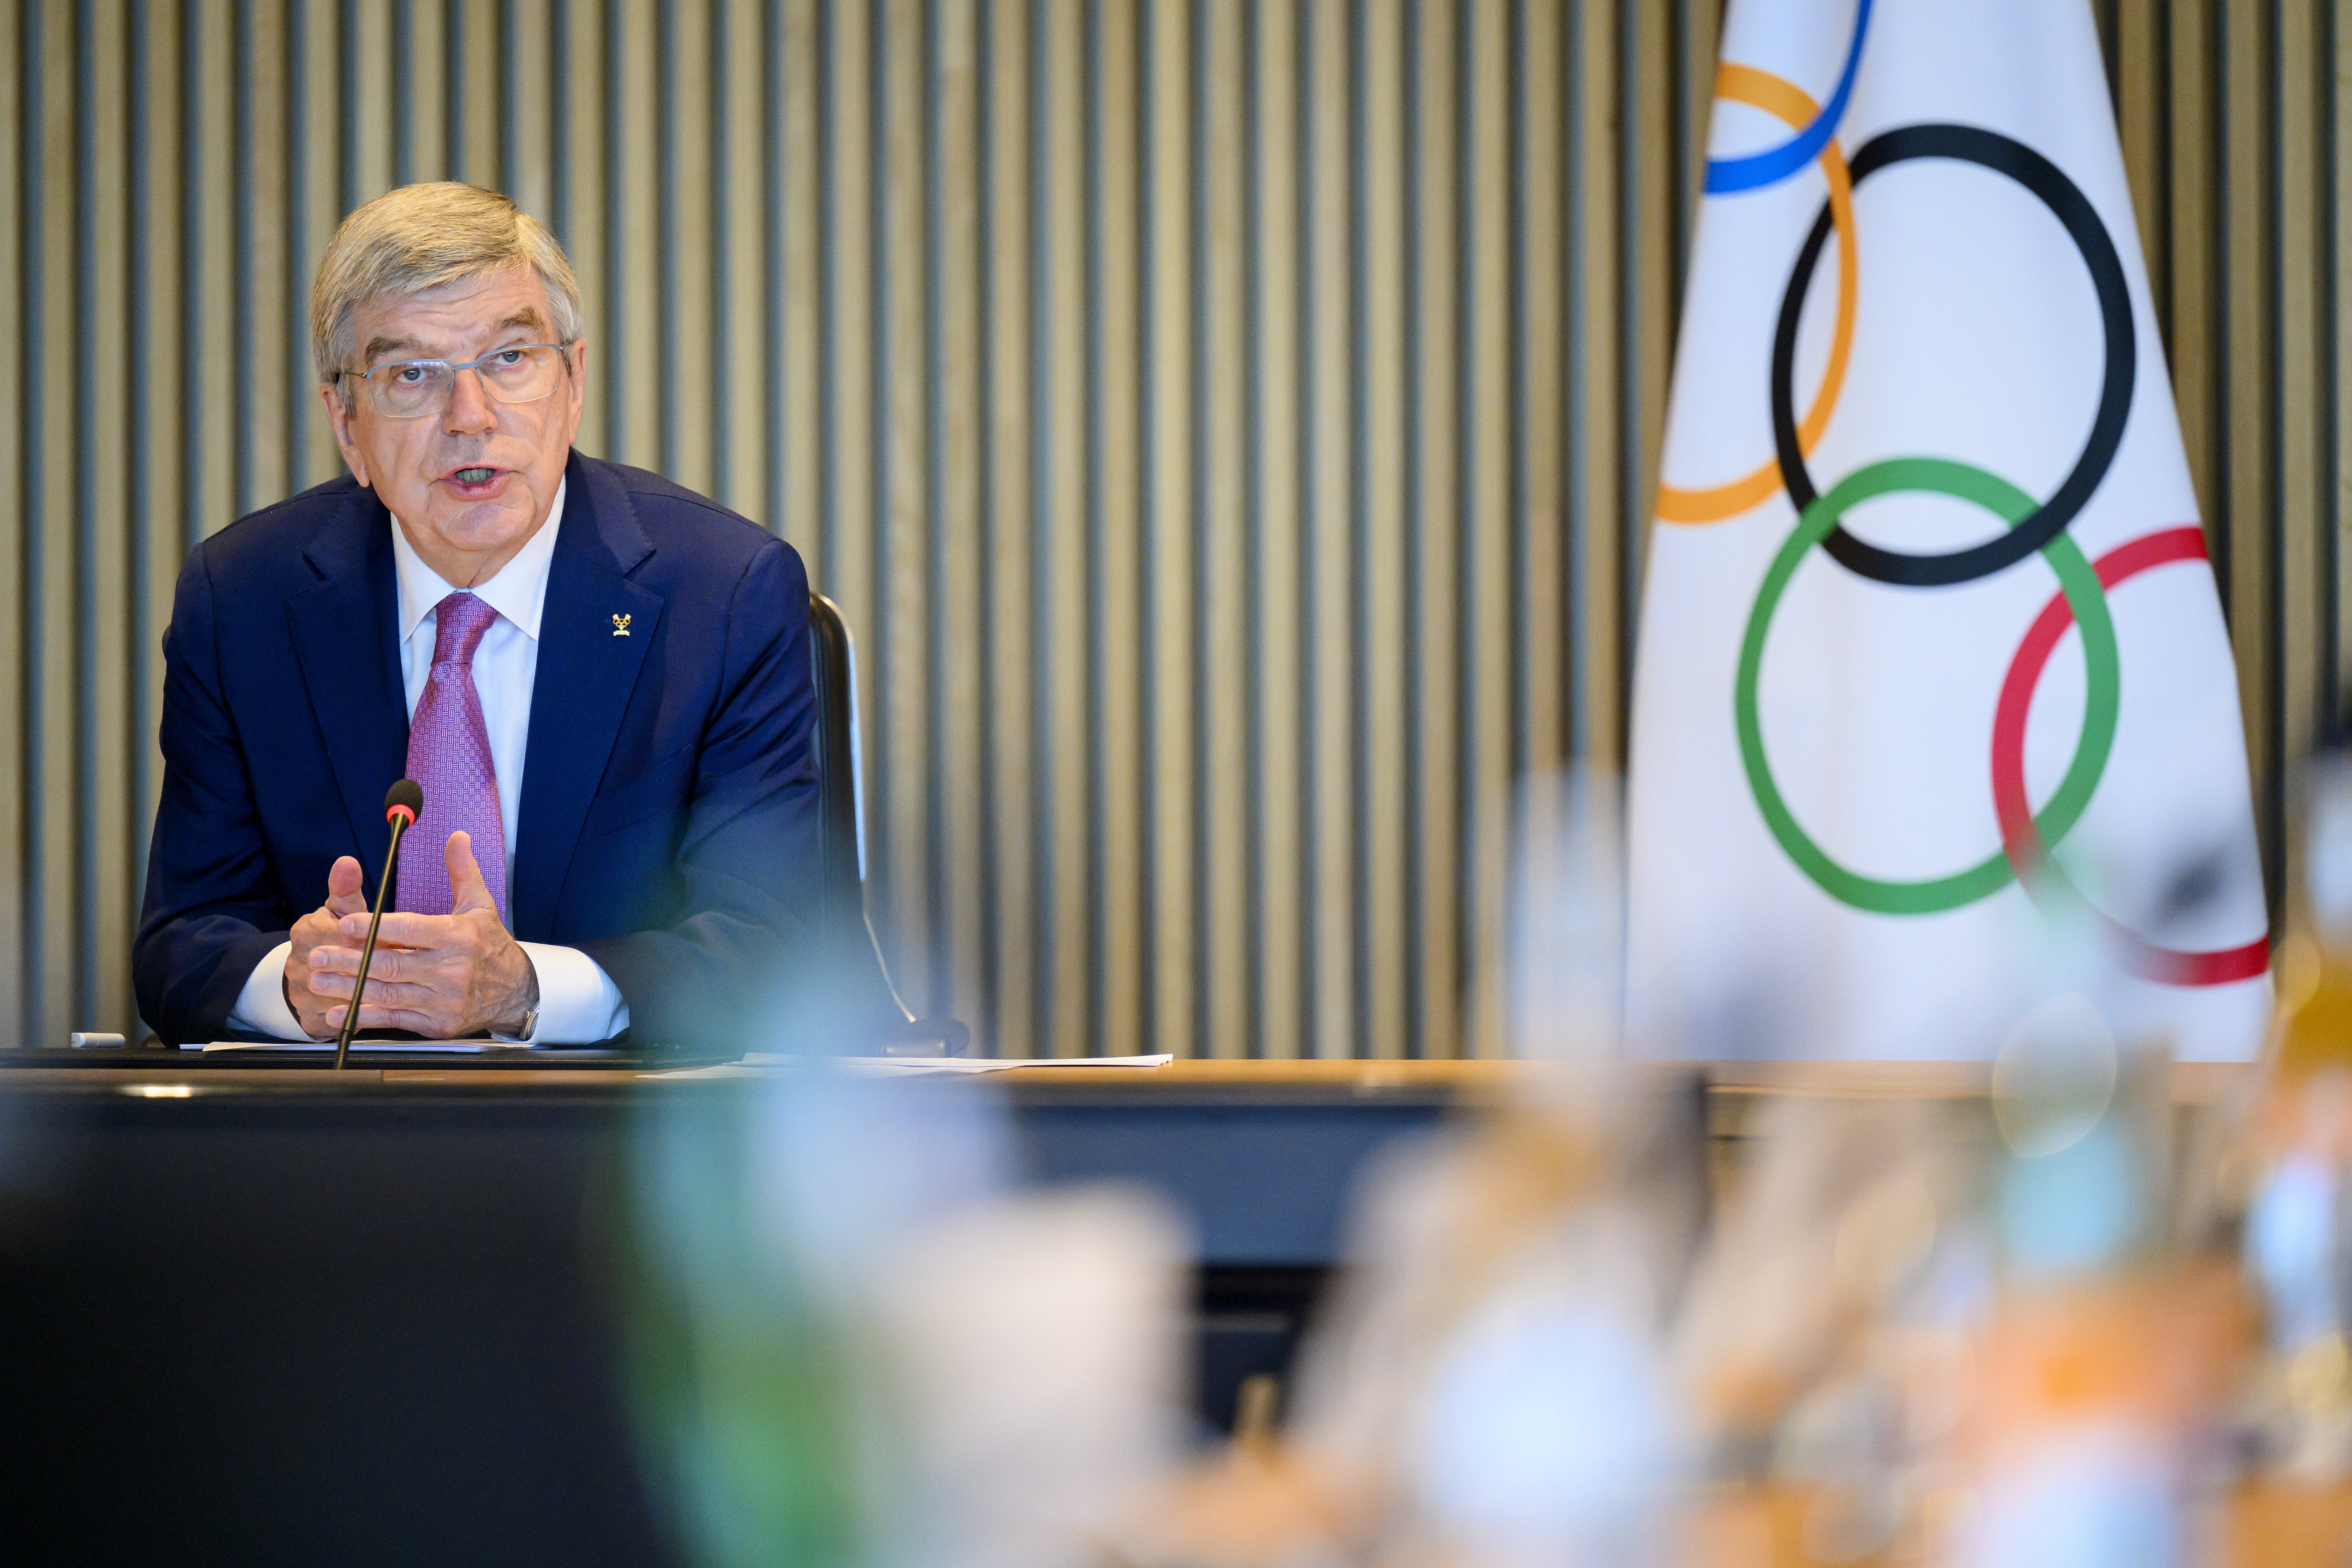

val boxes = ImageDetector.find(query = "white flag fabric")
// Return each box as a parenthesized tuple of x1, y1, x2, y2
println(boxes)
(1625, 0, 2270, 1061)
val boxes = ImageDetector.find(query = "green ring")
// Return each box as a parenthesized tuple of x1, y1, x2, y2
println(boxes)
(1734, 457, 2120, 915)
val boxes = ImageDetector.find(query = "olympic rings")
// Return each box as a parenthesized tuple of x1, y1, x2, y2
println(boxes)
(1770, 124, 2137, 588)
(1705, 0, 1874, 195)
(1992, 526, 2271, 985)
(1657, 66, 1858, 525)
(1736, 457, 2118, 915)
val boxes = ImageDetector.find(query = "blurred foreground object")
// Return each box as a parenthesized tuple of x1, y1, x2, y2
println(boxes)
(1122, 760, 2292, 1565)
(1126, 775, 1705, 1567)
(1125, 1080, 1703, 1568)
(2234, 753, 2352, 1487)
(619, 1077, 1188, 1568)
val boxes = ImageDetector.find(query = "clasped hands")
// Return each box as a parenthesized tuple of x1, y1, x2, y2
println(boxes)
(285, 830, 539, 1039)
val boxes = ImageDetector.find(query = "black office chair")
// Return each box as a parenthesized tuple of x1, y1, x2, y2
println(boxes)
(805, 593, 969, 1054)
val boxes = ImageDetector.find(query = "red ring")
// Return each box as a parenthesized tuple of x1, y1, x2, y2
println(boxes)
(1990, 525, 2268, 986)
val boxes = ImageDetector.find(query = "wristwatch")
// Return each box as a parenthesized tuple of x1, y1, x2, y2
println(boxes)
(493, 1008, 540, 1043)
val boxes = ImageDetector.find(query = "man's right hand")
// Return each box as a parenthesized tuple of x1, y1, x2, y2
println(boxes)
(285, 855, 370, 1039)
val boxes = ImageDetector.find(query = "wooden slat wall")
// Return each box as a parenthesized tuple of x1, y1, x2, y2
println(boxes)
(5, 0, 2343, 1057)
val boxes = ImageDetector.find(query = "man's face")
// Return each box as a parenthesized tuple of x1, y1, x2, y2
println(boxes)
(321, 264, 588, 585)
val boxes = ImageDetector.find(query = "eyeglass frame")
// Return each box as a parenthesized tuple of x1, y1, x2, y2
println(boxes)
(337, 340, 581, 418)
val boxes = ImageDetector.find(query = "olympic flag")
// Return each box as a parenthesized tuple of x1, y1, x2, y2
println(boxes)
(1625, 0, 2271, 1061)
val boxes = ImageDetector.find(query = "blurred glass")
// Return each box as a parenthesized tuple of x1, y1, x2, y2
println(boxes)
(615, 1073, 1189, 1568)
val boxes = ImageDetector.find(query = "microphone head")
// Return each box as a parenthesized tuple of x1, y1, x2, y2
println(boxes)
(384, 778, 424, 828)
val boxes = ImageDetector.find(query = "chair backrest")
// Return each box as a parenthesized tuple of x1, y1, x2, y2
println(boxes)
(804, 594, 971, 1051)
(805, 592, 867, 941)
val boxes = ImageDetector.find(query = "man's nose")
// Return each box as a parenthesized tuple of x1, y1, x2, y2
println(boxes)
(441, 366, 499, 434)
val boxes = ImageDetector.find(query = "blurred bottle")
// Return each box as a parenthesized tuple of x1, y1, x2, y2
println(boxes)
(2235, 752, 2352, 1484)
(617, 1074, 1190, 1568)
(2273, 753, 2352, 1080)
(1946, 1012, 2239, 1568)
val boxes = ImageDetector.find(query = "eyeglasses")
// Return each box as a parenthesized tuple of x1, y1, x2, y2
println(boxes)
(343, 342, 574, 419)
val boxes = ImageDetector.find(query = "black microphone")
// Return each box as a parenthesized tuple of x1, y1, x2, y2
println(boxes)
(336, 779, 425, 1070)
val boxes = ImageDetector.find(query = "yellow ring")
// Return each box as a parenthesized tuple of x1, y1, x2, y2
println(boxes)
(1657, 64, 1858, 525)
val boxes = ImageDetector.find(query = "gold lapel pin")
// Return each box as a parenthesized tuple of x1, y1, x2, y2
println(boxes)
(612, 613, 632, 636)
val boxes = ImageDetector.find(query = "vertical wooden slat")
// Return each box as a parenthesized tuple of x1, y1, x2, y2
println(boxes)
(2173, 0, 2220, 547)
(0, 0, 23, 1034)
(2281, 0, 2323, 894)
(720, 0, 764, 518)
(1460, 0, 1506, 1057)
(1241, 0, 1289, 1059)
(1087, 0, 1143, 1054)
(880, 0, 929, 1008)
(1623, 0, 1669, 765)
(818, 0, 875, 959)
(663, 0, 715, 493)
(81, 0, 131, 1033)
(2337, 0, 2352, 710)
(1305, 0, 1349, 1060)
(1043, 0, 1085, 1055)
(299, 0, 341, 486)
(410, 0, 448, 178)
(780, 0, 820, 562)
(237, 4, 287, 519)
(614, 0, 658, 463)
(1355, 0, 1404, 1059)
(1674, 0, 1717, 305)
(458, 0, 499, 187)
(195, 1, 233, 545)
(827, 0, 873, 615)
(507, 0, 553, 217)
(982, 0, 1034, 1054)
(930, 0, 984, 1032)
(705, 0, 730, 504)
(1567, 0, 1616, 777)
(2223, 0, 2275, 896)
(1408, 0, 1457, 1058)
(134, 0, 185, 972)
(1143, 0, 1193, 1058)
(668, 0, 710, 491)
(1513, 0, 1562, 779)
(562, 0, 608, 452)
(28, 3, 71, 1053)
(1195, 0, 1251, 1053)
(349, 0, 393, 205)
(34, 0, 74, 1048)
(2116, 0, 2163, 290)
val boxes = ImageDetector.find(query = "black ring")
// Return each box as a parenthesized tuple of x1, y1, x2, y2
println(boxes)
(1770, 123, 2135, 588)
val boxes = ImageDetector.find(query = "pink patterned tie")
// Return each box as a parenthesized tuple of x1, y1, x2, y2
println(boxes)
(397, 591, 507, 923)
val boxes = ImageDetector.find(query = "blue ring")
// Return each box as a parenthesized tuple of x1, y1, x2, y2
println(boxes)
(1703, 0, 1874, 196)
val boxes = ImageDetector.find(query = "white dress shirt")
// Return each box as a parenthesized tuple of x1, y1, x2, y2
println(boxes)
(227, 478, 633, 1043)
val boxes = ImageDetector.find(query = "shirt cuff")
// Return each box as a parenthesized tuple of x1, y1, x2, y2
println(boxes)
(225, 941, 314, 1041)
(516, 942, 632, 1044)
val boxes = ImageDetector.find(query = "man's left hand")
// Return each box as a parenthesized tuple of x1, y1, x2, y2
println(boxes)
(306, 830, 540, 1038)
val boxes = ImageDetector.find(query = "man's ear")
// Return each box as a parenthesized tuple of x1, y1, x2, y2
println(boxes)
(319, 380, 371, 487)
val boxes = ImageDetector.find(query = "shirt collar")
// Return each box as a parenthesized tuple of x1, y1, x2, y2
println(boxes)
(390, 475, 567, 646)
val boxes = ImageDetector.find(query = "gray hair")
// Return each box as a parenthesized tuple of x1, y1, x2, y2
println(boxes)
(309, 182, 583, 385)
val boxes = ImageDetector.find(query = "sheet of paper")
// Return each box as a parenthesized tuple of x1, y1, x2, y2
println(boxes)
(646, 1054, 1176, 1080)
(766, 1053, 1174, 1076)
(193, 1040, 530, 1054)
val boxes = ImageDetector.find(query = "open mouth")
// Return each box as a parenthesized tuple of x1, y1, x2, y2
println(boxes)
(443, 465, 507, 496)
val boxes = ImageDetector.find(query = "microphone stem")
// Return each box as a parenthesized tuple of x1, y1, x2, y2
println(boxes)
(335, 817, 409, 1071)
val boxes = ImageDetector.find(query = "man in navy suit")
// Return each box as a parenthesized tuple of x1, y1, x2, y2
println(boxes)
(133, 183, 817, 1049)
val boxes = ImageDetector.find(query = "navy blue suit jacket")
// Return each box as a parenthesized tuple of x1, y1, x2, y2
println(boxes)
(133, 451, 820, 1049)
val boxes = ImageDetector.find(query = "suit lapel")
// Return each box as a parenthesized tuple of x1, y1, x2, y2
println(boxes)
(511, 454, 664, 937)
(285, 487, 410, 876)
